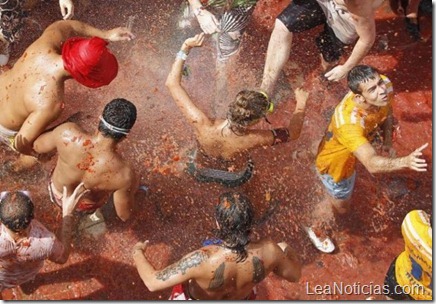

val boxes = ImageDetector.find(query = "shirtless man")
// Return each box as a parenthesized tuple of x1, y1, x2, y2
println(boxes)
(132, 191, 301, 300)
(33, 98, 138, 223)
(0, 19, 134, 159)
(167, 33, 308, 187)
(261, 0, 385, 95)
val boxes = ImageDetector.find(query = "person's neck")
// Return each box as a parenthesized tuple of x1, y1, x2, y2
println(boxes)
(220, 120, 245, 136)
(94, 132, 118, 151)
(4, 225, 31, 242)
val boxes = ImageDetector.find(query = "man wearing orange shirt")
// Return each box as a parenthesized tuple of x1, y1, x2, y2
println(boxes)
(309, 65, 428, 252)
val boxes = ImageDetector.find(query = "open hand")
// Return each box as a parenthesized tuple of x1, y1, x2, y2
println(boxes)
(62, 182, 89, 217)
(184, 33, 205, 49)
(59, 0, 74, 20)
(406, 143, 428, 172)
(195, 9, 220, 34)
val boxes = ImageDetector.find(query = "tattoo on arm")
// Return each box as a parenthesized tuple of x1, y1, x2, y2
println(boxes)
(156, 251, 208, 281)
(208, 262, 225, 290)
(252, 256, 266, 283)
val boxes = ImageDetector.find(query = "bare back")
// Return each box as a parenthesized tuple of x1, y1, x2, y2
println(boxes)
(0, 27, 66, 132)
(183, 239, 299, 300)
(195, 120, 274, 161)
(50, 123, 134, 197)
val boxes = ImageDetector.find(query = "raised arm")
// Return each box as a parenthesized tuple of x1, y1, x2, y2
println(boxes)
(325, 1, 376, 81)
(132, 241, 207, 292)
(273, 242, 302, 282)
(41, 20, 134, 46)
(165, 33, 211, 129)
(287, 88, 308, 140)
(353, 142, 428, 174)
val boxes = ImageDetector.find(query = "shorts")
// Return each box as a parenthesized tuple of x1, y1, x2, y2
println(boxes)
(384, 257, 413, 300)
(317, 171, 356, 200)
(277, 0, 345, 62)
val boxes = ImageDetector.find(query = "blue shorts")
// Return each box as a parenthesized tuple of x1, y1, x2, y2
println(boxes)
(317, 171, 356, 200)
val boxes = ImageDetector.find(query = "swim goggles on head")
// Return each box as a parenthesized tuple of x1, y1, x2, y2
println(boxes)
(259, 91, 274, 113)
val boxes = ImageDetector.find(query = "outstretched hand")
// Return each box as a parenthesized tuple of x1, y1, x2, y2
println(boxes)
(183, 33, 205, 50)
(406, 143, 428, 172)
(107, 27, 136, 42)
(61, 182, 89, 217)
(195, 9, 220, 34)
(59, 0, 74, 20)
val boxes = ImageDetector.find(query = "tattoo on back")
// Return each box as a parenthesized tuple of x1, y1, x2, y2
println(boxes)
(209, 262, 225, 290)
(252, 256, 266, 283)
(156, 251, 208, 281)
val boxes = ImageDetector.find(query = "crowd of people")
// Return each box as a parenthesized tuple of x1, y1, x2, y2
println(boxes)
(0, 0, 432, 300)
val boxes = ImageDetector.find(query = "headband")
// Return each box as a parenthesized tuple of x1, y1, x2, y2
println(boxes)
(99, 116, 131, 135)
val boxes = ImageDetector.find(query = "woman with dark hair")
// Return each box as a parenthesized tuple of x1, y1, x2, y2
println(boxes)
(132, 191, 302, 300)
(166, 33, 309, 187)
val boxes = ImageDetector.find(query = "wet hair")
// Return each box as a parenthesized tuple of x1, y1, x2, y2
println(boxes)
(98, 98, 137, 141)
(226, 90, 269, 135)
(347, 65, 380, 94)
(214, 192, 253, 263)
(0, 192, 34, 232)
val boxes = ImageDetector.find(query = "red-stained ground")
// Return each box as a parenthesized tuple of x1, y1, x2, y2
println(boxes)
(0, 0, 432, 300)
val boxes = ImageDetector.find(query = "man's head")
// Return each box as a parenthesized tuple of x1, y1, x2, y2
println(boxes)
(98, 98, 137, 141)
(62, 36, 119, 88)
(0, 191, 34, 233)
(227, 90, 273, 133)
(214, 192, 253, 262)
(348, 65, 389, 108)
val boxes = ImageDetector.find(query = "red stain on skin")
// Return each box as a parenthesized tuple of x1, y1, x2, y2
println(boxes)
(76, 152, 95, 173)
(83, 139, 92, 147)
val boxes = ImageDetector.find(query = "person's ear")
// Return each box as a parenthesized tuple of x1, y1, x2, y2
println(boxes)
(354, 94, 366, 104)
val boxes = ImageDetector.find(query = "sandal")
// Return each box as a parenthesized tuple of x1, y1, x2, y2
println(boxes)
(304, 226, 335, 253)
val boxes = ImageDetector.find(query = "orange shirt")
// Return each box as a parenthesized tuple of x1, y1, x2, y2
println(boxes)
(315, 75, 393, 182)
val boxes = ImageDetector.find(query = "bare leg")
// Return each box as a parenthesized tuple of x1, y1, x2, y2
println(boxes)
(261, 19, 293, 96)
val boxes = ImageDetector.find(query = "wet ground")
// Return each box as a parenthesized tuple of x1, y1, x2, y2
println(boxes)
(0, 0, 432, 300)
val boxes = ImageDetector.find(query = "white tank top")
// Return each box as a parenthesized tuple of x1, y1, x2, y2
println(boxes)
(316, 0, 358, 44)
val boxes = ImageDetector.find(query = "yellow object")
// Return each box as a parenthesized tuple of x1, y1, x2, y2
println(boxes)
(258, 90, 274, 113)
(395, 210, 432, 300)
(315, 75, 393, 182)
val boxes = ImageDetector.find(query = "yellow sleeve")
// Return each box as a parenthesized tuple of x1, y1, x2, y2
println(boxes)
(335, 124, 368, 152)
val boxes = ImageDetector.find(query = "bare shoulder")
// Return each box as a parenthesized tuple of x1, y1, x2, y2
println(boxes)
(56, 122, 83, 136)
(249, 239, 282, 257)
